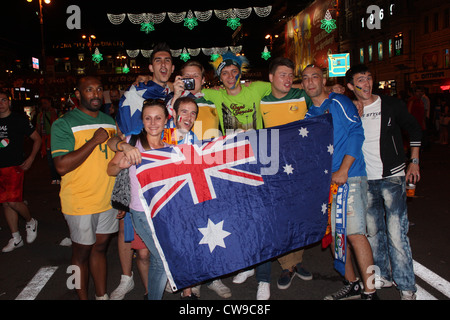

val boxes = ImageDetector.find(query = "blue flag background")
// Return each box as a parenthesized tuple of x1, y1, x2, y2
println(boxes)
(137, 114, 333, 290)
(116, 81, 168, 136)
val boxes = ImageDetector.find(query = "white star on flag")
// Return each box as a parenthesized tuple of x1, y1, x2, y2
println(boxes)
(321, 203, 327, 215)
(283, 164, 294, 175)
(121, 85, 146, 116)
(327, 144, 334, 155)
(299, 127, 309, 138)
(198, 219, 231, 253)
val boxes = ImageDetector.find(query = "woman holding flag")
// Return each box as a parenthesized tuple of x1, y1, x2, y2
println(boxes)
(108, 99, 171, 300)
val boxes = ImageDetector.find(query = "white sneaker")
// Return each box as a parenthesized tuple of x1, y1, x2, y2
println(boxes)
(26, 219, 38, 244)
(256, 282, 270, 300)
(375, 274, 393, 289)
(95, 293, 109, 300)
(400, 290, 417, 300)
(110, 273, 134, 300)
(232, 269, 255, 284)
(207, 280, 232, 298)
(2, 237, 24, 253)
(191, 285, 201, 298)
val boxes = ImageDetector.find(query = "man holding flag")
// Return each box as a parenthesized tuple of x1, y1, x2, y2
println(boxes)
(302, 64, 378, 300)
(260, 57, 314, 292)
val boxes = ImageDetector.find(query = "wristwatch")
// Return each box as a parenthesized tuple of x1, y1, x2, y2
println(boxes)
(410, 158, 419, 165)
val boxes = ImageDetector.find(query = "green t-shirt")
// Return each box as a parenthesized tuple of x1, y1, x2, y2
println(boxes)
(260, 88, 312, 128)
(202, 81, 271, 133)
(51, 108, 116, 215)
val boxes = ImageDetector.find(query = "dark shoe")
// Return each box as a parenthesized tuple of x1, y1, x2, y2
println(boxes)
(324, 279, 362, 300)
(277, 269, 295, 289)
(361, 291, 380, 300)
(295, 263, 313, 280)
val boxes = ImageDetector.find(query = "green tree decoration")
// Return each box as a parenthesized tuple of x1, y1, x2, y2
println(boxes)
(123, 64, 130, 74)
(261, 46, 271, 60)
(92, 48, 103, 64)
(210, 53, 221, 61)
(320, 10, 336, 33)
(184, 11, 198, 30)
(180, 48, 191, 62)
(140, 22, 155, 34)
(227, 17, 241, 30)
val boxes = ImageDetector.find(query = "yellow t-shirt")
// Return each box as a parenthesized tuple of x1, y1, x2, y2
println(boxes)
(260, 88, 311, 128)
(51, 108, 116, 215)
(193, 98, 220, 140)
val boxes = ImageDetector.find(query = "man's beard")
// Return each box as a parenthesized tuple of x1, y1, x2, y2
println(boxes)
(81, 97, 102, 112)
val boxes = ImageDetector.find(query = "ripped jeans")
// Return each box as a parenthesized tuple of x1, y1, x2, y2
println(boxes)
(366, 176, 416, 292)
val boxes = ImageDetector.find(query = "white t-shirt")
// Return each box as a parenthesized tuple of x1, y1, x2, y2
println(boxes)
(361, 96, 404, 180)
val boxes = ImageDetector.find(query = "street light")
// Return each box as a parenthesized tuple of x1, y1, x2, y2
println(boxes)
(27, 0, 51, 78)
(82, 34, 96, 53)
(265, 34, 278, 51)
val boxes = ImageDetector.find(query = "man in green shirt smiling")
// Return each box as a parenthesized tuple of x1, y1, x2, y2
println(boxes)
(202, 52, 271, 134)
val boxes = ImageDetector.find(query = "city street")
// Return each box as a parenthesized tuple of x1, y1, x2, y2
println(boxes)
(0, 139, 449, 303)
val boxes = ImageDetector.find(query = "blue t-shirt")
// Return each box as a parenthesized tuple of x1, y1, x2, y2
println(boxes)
(306, 93, 366, 177)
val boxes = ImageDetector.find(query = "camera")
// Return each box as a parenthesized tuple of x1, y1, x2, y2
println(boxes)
(182, 78, 195, 90)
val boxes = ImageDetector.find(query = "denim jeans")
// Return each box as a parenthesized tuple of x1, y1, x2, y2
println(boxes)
(256, 261, 272, 283)
(331, 176, 368, 235)
(130, 208, 167, 300)
(366, 176, 416, 292)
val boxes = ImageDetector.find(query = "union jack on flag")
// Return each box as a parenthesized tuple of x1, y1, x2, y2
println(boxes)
(136, 134, 264, 218)
(137, 114, 333, 290)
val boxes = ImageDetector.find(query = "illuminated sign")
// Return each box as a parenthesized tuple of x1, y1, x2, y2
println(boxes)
(32, 57, 39, 70)
(394, 33, 403, 56)
(328, 53, 350, 77)
(361, 3, 395, 29)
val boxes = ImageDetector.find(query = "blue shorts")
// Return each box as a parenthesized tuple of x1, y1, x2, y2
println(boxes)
(331, 176, 368, 236)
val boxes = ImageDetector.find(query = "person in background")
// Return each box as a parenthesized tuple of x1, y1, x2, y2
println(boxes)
(102, 88, 121, 119)
(36, 96, 60, 184)
(0, 91, 41, 253)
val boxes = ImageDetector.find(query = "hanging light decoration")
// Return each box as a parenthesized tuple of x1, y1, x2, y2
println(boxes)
(261, 46, 271, 60)
(183, 10, 198, 30)
(179, 48, 191, 62)
(92, 48, 103, 64)
(320, 10, 337, 33)
(107, 6, 272, 32)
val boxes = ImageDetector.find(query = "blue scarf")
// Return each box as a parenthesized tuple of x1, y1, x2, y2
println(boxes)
(334, 183, 348, 276)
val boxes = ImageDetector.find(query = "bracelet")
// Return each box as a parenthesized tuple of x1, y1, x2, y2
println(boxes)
(116, 140, 125, 152)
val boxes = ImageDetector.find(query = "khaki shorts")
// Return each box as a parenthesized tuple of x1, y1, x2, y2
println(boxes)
(64, 208, 119, 245)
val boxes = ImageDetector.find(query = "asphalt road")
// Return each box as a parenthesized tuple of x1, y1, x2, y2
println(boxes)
(0, 139, 449, 305)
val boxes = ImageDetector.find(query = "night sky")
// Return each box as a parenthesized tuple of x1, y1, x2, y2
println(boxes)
(2, 0, 295, 68)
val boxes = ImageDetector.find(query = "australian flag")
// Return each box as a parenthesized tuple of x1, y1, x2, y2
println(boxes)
(116, 81, 169, 136)
(137, 114, 334, 290)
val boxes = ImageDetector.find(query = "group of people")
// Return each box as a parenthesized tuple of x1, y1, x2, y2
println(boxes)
(0, 42, 423, 301)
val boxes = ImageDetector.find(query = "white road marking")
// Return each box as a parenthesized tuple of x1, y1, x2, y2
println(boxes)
(15, 266, 58, 300)
(415, 284, 437, 300)
(413, 260, 450, 299)
(12, 260, 450, 300)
